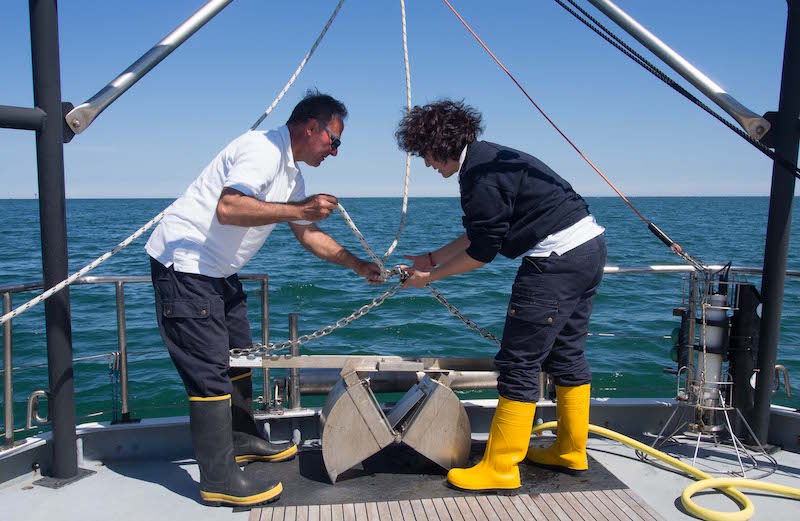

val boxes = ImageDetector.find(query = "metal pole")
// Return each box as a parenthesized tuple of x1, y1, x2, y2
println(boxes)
(3, 293, 13, 447)
(29, 0, 78, 479)
(586, 0, 770, 140)
(261, 277, 271, 409)
(64, 0, 234, 135)
(753, 0, 800, 445)
(0, 105, 47, 131)
(115, 282, 130, 420)
(289, 313, 300, 409)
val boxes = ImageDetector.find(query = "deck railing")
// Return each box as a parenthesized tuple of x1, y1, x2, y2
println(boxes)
(2, 265, 798, 447)
(1, 273, 270, 447)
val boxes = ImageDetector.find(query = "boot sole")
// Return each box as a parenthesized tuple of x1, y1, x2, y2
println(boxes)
(235, 444, 298, 464)
(200, 482, 283, 506)
(526, 460, 588, 475)
(446, 481, 522, 493)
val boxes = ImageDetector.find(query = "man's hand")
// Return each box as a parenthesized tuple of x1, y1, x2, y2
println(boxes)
(402, 253, 434, 271)
(400, 266, 431, 289)
(297, 194, 338, 222)
(354, 259, 384, 285)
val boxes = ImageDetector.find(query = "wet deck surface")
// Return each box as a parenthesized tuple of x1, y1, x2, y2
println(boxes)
(248, 490, 666, 521)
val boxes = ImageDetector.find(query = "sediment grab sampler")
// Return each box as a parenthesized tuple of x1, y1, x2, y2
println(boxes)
(5, 1, 800, 519)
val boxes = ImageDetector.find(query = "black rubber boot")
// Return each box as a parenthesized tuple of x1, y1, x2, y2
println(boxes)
(230, 371, 297, 463)
(190, 397, 283, 507)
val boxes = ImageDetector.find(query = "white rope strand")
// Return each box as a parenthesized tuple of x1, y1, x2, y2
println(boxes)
(337, 203, 387, 274)
(380, 0, 412, 263)
(249, 0, 346, 130)
(337, 0, 412, 274)
(0, 204, 174, 326)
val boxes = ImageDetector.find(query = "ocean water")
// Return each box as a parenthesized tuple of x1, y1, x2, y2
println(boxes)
(1, 197, 799, 437)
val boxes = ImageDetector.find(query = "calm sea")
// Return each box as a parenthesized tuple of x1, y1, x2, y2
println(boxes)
(1, 197, 799, 436)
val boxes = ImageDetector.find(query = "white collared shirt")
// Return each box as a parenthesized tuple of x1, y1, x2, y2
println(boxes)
(146, 125, 308, 277)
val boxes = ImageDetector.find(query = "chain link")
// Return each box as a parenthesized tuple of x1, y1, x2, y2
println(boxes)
(230, 269, 503, 358)
(426, 284, 501, 345)
(230, 281, 402, 357)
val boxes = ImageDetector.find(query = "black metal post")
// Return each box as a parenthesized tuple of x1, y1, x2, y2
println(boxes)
(29, 0, 78, 478)
(753, 0, 800, 445)
(0, 105, 47, 131)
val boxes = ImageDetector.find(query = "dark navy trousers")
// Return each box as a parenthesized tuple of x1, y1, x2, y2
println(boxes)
(150, 257, 251, 398)
(495, 235, 606, 403)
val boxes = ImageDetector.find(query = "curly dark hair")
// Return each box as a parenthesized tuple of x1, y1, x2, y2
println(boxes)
(287, 89, 348, 125)
(395, 99, 483, 161)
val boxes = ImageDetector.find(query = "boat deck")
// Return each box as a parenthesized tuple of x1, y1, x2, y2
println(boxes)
(2, 400, 798, 520)
(3, 436, 798, 521)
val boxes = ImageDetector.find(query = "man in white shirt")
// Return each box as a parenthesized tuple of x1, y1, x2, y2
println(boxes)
(146, 91, 381, 506)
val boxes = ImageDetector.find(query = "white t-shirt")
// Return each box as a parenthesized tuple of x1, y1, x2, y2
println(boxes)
(524, 214, 605, 257)
(146, 126, 308, 277)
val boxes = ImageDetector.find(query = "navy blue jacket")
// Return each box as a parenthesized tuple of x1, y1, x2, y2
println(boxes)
(460, 140, 590, 263)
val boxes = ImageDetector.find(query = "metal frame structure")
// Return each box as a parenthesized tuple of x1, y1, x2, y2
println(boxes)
(2, 0, 798, 484)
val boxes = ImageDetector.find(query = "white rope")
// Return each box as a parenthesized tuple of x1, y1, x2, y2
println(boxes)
(337, 203, 388, 275)
(249, 0, 346, 130)
(0, 204, 174, 326)
(380, 0, 412, 263)
(336, 0, 412, 276)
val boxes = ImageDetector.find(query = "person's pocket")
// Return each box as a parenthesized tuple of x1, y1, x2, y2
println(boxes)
(506, 293, 558, 326)
(161, 298, 212, 348)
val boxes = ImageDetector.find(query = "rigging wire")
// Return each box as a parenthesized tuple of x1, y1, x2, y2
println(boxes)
(554, 0, 800, 181)
(440, 0, 705, 271)
(249, 0, 346, 130)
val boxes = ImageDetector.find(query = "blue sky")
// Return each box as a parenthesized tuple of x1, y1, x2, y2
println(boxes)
(1, 0, 794, 198)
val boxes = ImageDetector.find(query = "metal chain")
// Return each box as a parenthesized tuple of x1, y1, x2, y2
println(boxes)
(231, 270, 503, 359)
(230, 281, 403, 357)
(426, 284, 501, 345)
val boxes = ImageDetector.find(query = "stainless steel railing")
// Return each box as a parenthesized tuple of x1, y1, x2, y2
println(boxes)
(1, 273, 270, 446)
(3, 265, 799, 445)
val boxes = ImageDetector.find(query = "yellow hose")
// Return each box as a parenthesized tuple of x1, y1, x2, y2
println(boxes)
(531, 421, 800, 521)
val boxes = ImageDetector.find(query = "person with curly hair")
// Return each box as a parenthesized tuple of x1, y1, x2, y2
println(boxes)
(396, 99, 606, 491)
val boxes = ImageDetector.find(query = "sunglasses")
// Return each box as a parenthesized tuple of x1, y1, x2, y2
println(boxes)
(316, 119, 341, 151)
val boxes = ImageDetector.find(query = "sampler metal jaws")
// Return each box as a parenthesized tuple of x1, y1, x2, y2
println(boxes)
(319, 360, 471, 484)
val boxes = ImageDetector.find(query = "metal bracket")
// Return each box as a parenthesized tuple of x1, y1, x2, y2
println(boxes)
(320, 372, 470, 483)
(26, 390, 49, 429)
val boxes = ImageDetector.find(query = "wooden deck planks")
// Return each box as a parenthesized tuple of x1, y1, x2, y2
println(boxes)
(443, 497, 465, 521)
(365, 502, 380, 521)
(464, 496, 489, 521)
(249, 489, 662, 521)
(411, 499, 429, 521)
(622, 489, 665, 521)
(399, 500, 417, 521)
(421, 498, 441, 521)
(486, 496, 514, 521)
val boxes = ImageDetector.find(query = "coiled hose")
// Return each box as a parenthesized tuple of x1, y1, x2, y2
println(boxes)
(531, 422, 800, 521)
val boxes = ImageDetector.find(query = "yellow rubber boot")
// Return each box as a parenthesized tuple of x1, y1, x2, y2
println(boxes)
(527, 384, 590, 471)
(447, 396, 536, 491)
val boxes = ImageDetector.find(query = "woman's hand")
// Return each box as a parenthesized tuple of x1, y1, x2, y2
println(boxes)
(402, 252, 434, 271)
(400, 266, 431, 289)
